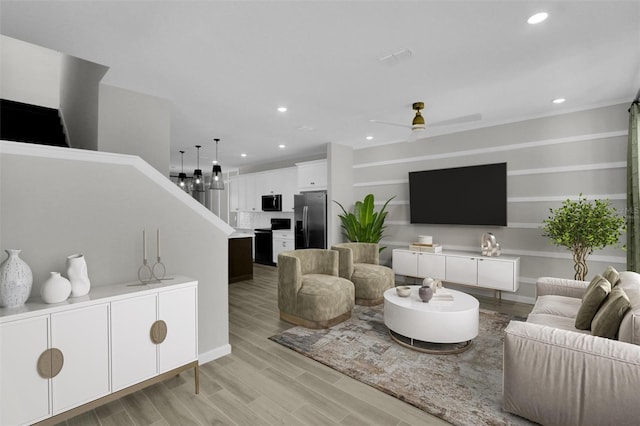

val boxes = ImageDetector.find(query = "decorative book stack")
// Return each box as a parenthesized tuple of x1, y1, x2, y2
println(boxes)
(432, 288, 454, 302)
(409, 242, 443, 253)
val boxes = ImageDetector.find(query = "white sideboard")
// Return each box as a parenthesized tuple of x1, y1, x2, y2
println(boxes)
(392, 249, 520, 292)
(0, 277, 198, 426)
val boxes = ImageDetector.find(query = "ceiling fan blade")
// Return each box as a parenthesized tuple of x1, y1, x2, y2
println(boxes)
(369, 119, 412, 129)
(430, 113, 482, 127)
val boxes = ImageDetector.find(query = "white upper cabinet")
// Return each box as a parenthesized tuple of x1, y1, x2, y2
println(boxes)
(297, 160, 327, 191)
(229, 167, 298, 212)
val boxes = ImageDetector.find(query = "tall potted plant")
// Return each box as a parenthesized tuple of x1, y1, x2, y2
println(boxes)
(542, 195, 625, 280)
(334, 194, 394, 249)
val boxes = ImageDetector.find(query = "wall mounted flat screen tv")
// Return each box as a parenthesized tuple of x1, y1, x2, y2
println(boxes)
(409, 162, 507, 226)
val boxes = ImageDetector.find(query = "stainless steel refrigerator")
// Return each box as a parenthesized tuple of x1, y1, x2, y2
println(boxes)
(294, 191, 327, 249)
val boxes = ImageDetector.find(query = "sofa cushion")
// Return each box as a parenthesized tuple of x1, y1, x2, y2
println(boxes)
(526, 313, 591, 335)
(602, 266, 620, 287)
(575, 275, 611, 330)
(530, 295, 581, 318)
(616, 271, 640, 345)
(591, 287, 631, 339)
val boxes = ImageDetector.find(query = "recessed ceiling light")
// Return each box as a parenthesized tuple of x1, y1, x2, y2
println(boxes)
(277, 107, 287, 112)
(241, 153, 247, 157)
(212, 160, 218, 164)
(366, 136, 373, 140)
(552, 98, 566, 104)
(527, 12, 548, 24)
(278, 144, 286, 149)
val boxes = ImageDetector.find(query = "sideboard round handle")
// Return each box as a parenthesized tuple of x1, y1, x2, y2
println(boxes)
(150, 320, 168, 344)
(37, 348, 64, 379)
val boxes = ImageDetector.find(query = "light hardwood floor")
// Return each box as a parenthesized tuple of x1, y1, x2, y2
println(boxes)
(58, 264, 533, 426)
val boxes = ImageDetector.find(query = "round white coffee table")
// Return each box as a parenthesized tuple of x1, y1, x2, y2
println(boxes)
(384, 286, 479, 354)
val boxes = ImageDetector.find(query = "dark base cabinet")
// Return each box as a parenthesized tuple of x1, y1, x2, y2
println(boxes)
(229, 237, 253, 283)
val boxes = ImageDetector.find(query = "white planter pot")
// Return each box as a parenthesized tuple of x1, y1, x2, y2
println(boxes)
(0, 249, 33, 308)
(41, 272, 71, 304)
(67, 254, 91, 297)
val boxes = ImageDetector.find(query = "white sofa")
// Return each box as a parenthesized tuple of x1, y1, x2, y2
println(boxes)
(503, 271, 640, 426)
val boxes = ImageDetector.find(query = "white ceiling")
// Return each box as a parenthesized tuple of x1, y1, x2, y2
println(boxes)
(1, 1, 639, 173)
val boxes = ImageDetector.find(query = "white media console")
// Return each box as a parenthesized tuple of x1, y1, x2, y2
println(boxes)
(392, 248, 520, 292)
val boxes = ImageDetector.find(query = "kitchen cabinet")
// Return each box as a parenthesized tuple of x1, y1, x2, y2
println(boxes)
(297, 160, 327, 191)
(0, 277, 198, 426)
(392, 249, 519, 292)
(229, 235, 253, 283)
(273, 230, 295, 264)
(229, 167, 297, 212)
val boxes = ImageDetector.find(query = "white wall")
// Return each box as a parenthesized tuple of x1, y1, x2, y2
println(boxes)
(352, 104, 629, 303)
(98, 84, 171, 176)
(60, 55, 109, 150)
(327, 143, 354, 247)
(0, 35, 61, 108)
(0, 141, 233, 362)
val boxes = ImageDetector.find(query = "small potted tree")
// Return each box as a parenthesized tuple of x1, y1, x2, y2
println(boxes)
(334, 194, 394, 250)
(542, 195, 625, 280)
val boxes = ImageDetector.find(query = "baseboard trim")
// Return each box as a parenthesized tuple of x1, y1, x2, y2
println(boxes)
(199, 344, 232, 364)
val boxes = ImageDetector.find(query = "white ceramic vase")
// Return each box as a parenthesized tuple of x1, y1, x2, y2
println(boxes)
(0, 249, 33, 308)
(67, 254, 91, 297)
(40, 272, 71, 304)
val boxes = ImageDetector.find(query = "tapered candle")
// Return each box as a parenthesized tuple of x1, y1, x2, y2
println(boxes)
(143, 229, 147, 262)
(157, 228, 161, 259)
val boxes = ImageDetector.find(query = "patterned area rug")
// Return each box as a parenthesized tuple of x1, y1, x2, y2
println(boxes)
(270, 305, 534, 426)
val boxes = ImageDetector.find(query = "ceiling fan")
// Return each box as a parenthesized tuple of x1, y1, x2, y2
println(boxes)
(370, 102, 482, 142)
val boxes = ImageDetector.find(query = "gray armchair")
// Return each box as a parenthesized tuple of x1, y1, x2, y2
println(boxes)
(277, 249, 355, 329)
(331, 242, 394, 306)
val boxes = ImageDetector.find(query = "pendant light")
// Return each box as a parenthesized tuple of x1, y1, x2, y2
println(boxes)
(177, 150, 189, 191)
(210, 138, 224, 190)
(192, 145, 204, 192)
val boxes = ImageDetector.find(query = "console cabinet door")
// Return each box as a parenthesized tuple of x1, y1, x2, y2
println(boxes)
(111, 294, 158, 391)
(445, 256, 478, 285)
(51, 303, 110, 414)
(158, 286, 198, 373)
(478, 258, 516, 291)
(0, 316, 50, 426)
(392, 250, 419, 277)
(417, 253, 446, 280)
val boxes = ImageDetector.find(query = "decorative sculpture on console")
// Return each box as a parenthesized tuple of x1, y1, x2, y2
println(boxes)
(481, 233, 501, 257)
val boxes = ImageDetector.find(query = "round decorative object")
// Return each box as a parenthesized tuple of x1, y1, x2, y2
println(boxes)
(423, 277, 435, 288)
(395, 286, 412, 297)
(0, 249, 33, 308)
(150, 320, 168, 344)
(40, 272, 71, 304)
(66, 254, 91, 297)
(419, 285, 433, 303)
(37, 348, 64, 378)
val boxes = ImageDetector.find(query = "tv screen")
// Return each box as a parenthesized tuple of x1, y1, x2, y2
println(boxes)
(409, 163, 507, 226)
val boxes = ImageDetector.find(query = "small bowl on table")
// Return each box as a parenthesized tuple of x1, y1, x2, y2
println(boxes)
(395, 286, 412, 297)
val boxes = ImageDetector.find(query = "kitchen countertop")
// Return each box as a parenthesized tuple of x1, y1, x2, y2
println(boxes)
(229, 232, 254, 239)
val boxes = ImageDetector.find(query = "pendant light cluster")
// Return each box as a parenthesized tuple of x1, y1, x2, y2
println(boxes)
(175, 139, 224, 192)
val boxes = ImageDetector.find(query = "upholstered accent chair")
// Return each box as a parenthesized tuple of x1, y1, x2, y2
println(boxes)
(277, 249, 355, 329)
(331, 242, 395, 306)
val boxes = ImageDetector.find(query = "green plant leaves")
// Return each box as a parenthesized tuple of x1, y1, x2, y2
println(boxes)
(334, 194, 395, 248)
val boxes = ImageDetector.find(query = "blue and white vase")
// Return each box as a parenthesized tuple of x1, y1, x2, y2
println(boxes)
(0, 249, 33, 308)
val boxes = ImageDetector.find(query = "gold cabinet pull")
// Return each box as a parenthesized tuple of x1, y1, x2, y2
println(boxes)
(150, 320, 167, 344)
(37, 348, 64, 379)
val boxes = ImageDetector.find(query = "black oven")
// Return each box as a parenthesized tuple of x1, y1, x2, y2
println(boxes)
(261, 194, 282, 211)
(254, 218, 291, 265)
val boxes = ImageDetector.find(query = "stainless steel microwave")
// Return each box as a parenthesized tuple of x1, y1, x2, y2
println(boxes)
(261, 194, 282, 211)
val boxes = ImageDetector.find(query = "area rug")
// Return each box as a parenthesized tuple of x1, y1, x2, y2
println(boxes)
(269, 305, 534, 426)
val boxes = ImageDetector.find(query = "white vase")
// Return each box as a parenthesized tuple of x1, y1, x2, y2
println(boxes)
(40, 272, 71, 304)
(0, 249, 33, 308)
(67, 254, 91, 297)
